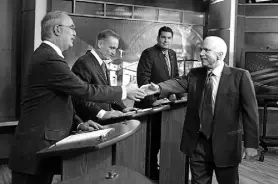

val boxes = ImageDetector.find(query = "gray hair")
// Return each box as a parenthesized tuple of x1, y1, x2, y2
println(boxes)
(41, 11, 69, 40)
(205, 36, 227, 60)
(97, 29, 120, 41)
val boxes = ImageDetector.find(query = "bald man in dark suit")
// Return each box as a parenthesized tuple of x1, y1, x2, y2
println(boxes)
(148, 36, 259, 184)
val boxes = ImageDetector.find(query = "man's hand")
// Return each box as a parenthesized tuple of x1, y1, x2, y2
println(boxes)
(77, 120, 104, 131)
(168, 94, 177, 102)
(139, 82, 160, 96)
(126, 80, 147, 101)
(179, 96, 187, 101)
(242, 147, 258, 160)
(101, 110, 123, 120)
(122, 107, 139, 113)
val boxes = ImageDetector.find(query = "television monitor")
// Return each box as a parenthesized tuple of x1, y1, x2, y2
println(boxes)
(240, 49, 278, 96)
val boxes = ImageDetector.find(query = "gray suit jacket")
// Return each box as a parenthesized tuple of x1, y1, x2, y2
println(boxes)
(9, 43, 122, 174)
(158, 65, 259, 167)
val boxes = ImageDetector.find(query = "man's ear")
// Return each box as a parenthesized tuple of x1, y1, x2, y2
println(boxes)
(53, 25, 61, 36)
(97, 40, 103, 49)
(217, 52, 223, 60)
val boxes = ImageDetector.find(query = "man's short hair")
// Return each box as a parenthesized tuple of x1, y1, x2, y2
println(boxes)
(158, 26, 173, 37)
(97, 29, 120, 41)
(41, 11, 68, 41)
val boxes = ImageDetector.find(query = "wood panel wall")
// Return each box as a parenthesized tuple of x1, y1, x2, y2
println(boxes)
(207, 0, 237, 66)
(0, 0, 22, 122)
(49, 0, 205, 12)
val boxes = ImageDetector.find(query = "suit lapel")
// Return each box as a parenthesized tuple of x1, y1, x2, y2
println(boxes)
(168, 51, 175, 78)
(197, 68, 208, 120)
(88, 51, 109, 84)
(214, 64, 232, 114)
(155, 45, 171, 78)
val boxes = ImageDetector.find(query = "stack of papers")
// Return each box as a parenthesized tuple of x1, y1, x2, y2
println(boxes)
(53, 128, 115, 147)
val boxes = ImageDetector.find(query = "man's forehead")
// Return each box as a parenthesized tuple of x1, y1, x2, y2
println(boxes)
(160, 31, 172, 37)
(202, 40, 216, 49)
(60, 15, 74, 25)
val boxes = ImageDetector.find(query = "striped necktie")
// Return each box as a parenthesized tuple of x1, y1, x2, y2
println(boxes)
(101, 62, 108, 81)
(200, 72, 214, 139)
(163, 51, 171, 76)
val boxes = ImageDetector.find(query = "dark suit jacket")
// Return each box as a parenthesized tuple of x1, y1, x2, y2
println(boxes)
(72, 50, 126, 122)
(9, 43, 122, 174)
(158, 65, 259, 167)
(136, 44, 183, 107)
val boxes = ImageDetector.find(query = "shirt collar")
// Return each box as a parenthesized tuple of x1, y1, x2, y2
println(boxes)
(90, 49, 112, 66)
(90, 49, 103, 66)
(42, 40, 64, 58)
(210, 61, 224, 77)
(162, 49, 169, 56)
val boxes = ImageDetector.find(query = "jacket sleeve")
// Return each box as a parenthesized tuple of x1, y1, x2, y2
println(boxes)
(159, 75, 189, 98)
(44, 59, 122, 103)
(111, 100, 126, 111)
(171, 51, 186, 99)
(240, 70, 259, 148)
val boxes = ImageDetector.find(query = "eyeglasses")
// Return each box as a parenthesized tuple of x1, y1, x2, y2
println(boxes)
(200, 48, 213, 53)
(58, 24, 76, 31)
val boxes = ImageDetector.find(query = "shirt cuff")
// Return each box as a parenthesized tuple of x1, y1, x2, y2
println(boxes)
(96, 110, 106, 119)
(121, 86, 127, 100)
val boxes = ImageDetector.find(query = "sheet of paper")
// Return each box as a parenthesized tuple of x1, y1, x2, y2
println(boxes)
(54, 128, 114, 147)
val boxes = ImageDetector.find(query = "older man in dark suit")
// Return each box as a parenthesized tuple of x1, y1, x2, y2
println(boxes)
(72, 30, 135, 122)
(8, 11, 146, 184)
(148, 36, 259, 184)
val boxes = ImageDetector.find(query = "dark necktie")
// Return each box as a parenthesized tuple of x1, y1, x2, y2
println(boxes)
(163, 52, 171, 76)
(200, 72, 214, 139)
(101, 62, 108, 81)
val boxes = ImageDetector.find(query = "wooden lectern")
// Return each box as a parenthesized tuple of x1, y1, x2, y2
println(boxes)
(37, 119, 142, 180)
(56, 165, 153, 184)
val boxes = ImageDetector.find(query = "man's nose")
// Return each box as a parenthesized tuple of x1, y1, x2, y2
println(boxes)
(200, 49, 205, 55)
(72, 30, 76, 37)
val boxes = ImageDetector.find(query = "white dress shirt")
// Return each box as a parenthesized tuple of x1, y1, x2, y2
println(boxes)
(209, 61, 224, 112)
(42, 40, 64, 58)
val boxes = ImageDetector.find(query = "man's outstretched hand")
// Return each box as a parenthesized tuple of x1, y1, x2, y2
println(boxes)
(125, 80, 147, 101)
(140, 82, 160, 96)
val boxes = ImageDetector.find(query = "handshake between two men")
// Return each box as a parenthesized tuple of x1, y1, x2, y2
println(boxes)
(77, 81, 161, 131)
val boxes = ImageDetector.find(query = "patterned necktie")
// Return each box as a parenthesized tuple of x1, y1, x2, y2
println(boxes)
(163, 51, 171, 76)
(200, 72, 214, 139)
(101, 62, 108, 81)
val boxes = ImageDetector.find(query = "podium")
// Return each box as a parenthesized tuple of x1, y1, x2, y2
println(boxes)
(37, 119, 142, 180)
(159, 101, 189, 184)
(56, 165, 153, 184)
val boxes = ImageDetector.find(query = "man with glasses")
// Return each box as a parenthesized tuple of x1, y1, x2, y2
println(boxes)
(147, 36, 259, 184)
(8, 11, 146, 184)
(72, 29, 137, 123)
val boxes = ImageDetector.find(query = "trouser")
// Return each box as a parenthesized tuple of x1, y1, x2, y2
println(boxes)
(12, 171, 54, 184)
(148, 113, 161, 179)
(190, 133, 239, 184)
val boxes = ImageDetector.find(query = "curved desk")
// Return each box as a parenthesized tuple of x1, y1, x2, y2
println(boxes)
(0, 103, 188, 183)
(159, 101, 188, 184)
(38, 119, 141, 180)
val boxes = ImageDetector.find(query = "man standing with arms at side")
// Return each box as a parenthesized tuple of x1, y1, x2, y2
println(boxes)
(136, 26, 185, 180)
(72, 30, 135, 122)
(148, 36, 259, 184)
(9, 11, 146, 184)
